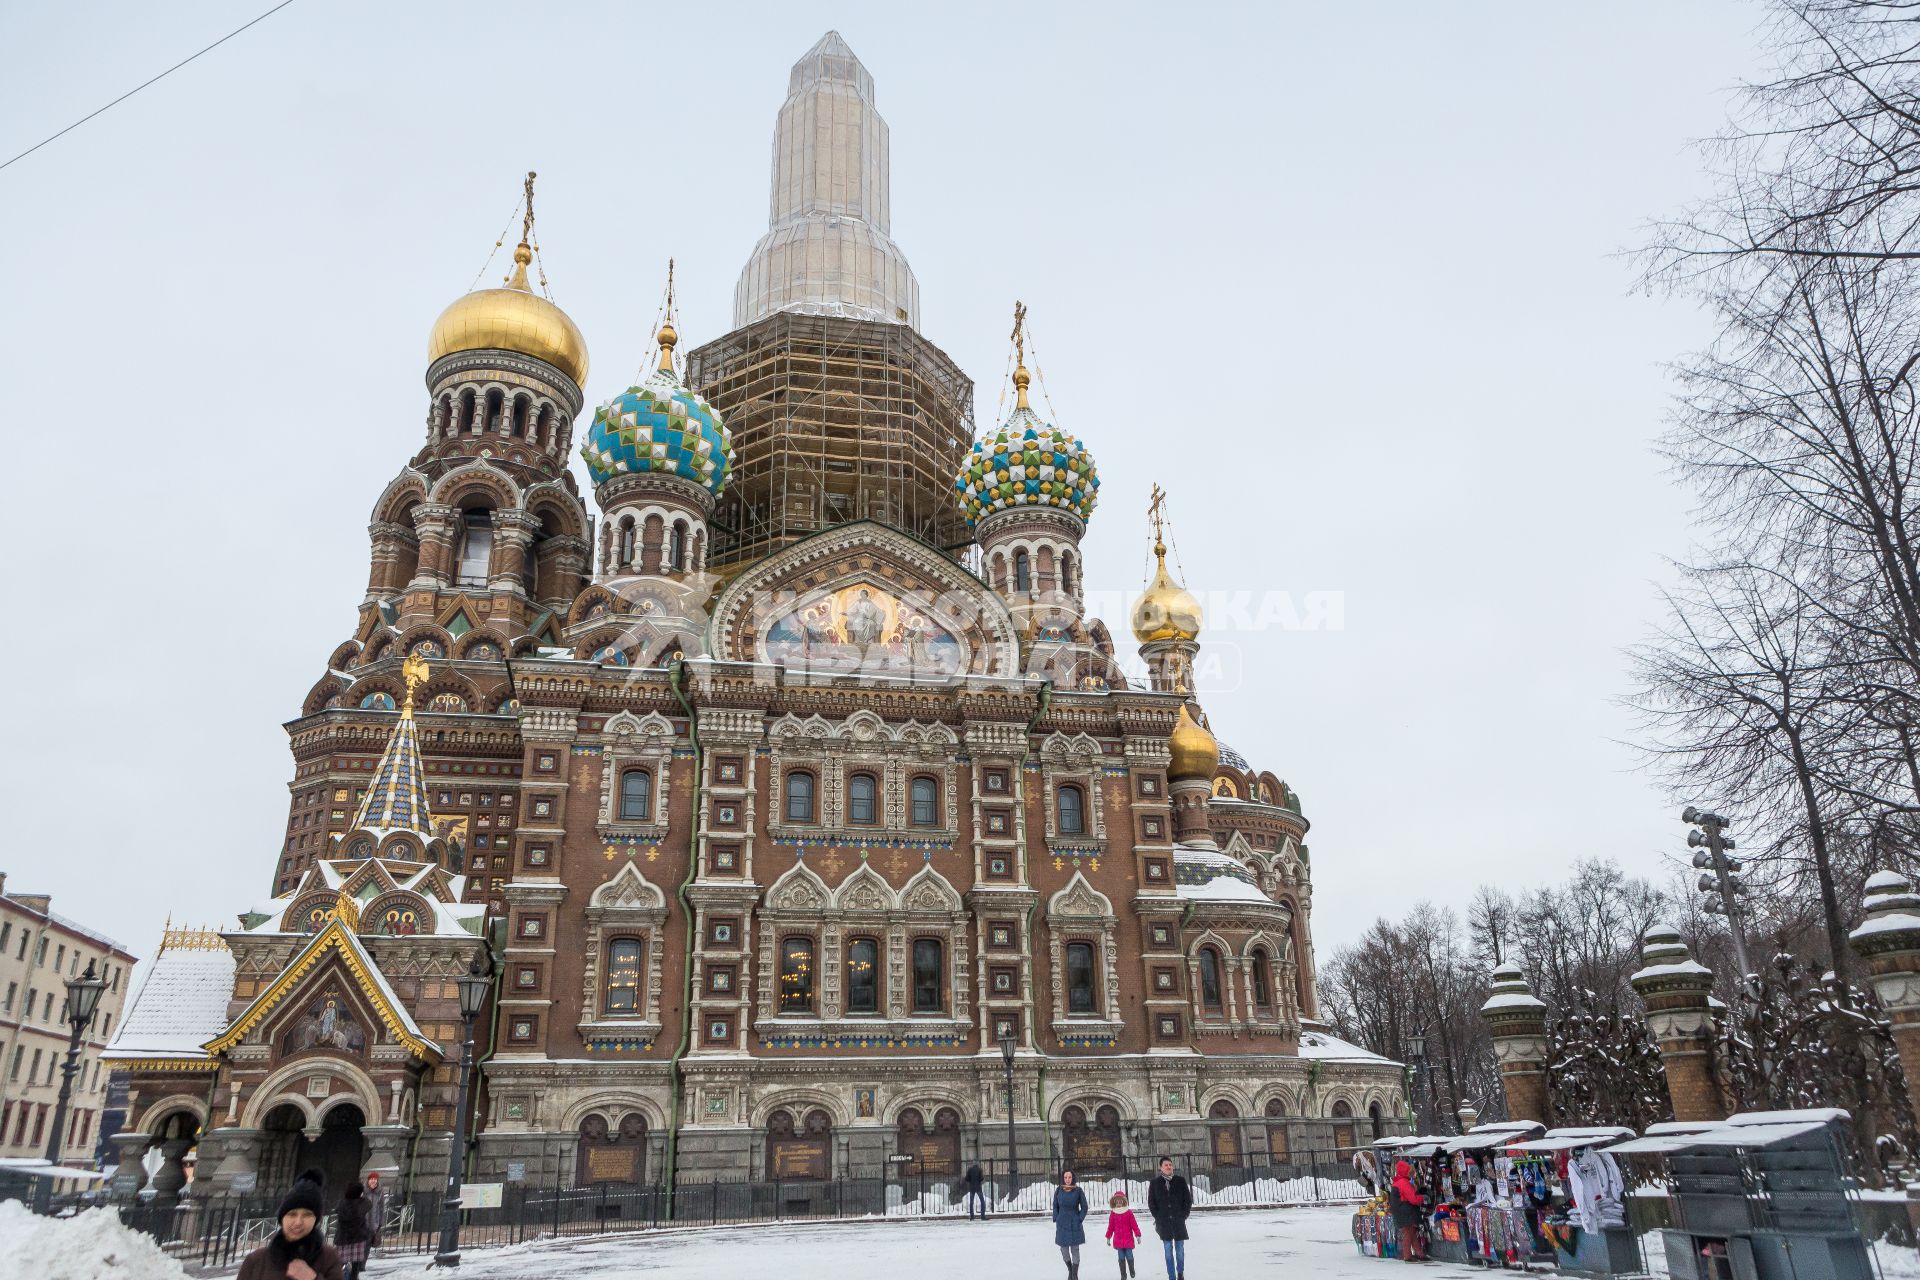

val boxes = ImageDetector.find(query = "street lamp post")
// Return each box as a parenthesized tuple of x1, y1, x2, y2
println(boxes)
(35, 960, 108, 1214)
(999, 1031, 1018, 1198)
(435, 963, 491, 1266)
(1683, 806, 1753, 977)
(1405, 1032, 1428, 1134)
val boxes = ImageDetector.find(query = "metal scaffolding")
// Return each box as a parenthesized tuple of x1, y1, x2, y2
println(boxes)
(687, 312, 976, 567)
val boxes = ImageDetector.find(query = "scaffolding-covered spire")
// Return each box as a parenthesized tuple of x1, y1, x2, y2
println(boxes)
(733, 31, 921, 329)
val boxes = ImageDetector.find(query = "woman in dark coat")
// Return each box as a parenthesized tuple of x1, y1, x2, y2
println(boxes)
(333, 1180, 373, 1279)
(1389, 1158, 1427, 1262)
(1052, 1169, 1090, 1279)
(236, 1171, 345, 1280)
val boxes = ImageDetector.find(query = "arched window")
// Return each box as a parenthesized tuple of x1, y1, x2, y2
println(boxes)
(910, 776, 939, 827)
(1250, 947, 1273, 1010)
(1331, 1098, 1357, 1154)
(1062, 553, 1077, 597)
(848, 773, 878, 825)
(1198, 947, 1224, 1013)
(618, 519, 636, 568)
(845, 937, 880, 1014)
(1013, 548, 1031, 593)
(779, 937, 815, 1013)
(1369, 1101, 1385, 1140)
(457, 509, 494, 586)
(619, 770, 653, 822)
(668, 522, 687, 572)
(785, 771, 815, 823)
(911, 938, 944, 1013)
(602, 938, 644, 1015)
(1057, 784, 1086, 835)
(1065, 941, 1097, 1016)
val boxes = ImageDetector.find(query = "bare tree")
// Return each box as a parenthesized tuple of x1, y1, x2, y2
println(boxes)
(1647, 1, 1920, 282)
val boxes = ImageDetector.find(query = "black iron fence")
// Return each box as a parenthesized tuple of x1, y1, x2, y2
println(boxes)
(20, 1149, 1369, 1265)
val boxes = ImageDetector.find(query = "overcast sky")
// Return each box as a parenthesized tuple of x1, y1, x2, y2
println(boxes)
(1, 1, 1769, 964)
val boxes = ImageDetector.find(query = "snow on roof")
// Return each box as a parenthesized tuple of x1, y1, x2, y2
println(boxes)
(1171, 845, 1280, 907)
(102, 932, 234, 1061)
(1297, 1030, 1399, 1066)
(1480, 991, 1547, 1011)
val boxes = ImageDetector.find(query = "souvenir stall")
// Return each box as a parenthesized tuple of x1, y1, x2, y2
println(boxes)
(1433, 1123, 1547, 1267)
(1352, 1136, 1450, 1260)
(1500, 1128, 1637, 1275)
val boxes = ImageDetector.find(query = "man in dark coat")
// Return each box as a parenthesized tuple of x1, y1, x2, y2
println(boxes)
(1147, 1156, 1192, 1280)
(965, 1161, 986, 1218)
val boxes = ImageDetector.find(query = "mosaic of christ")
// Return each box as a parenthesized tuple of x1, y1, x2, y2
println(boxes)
(761, 583, 965, 676)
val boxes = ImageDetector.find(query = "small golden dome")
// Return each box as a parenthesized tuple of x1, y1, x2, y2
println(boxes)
(1131, 542, 1202, 643)
(1168, 700, 1220, 781)
(427, 244, 590, 386)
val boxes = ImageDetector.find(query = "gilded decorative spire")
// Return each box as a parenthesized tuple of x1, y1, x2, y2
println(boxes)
(657, 259, 679, 374)
(1011, 300, 1032, 411)
(400, 651, 430, 717)
(349, 653, 436, 838)
(505, 170, 537, 292)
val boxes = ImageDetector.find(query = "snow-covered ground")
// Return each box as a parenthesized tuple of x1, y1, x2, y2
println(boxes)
(373, 1205, 1479, 1279)
(362, 1206, 1920, 1280)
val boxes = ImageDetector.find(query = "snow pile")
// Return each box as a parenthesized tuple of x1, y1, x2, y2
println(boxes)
(1877, 1240, 1920, 1279)
(0, 1201, 188, 1280)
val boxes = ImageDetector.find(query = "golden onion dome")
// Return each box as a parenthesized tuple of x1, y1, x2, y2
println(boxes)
(1167, 700, 1221, 781)
(428, 243, 589, 386)
(1131, 541, 1202, 643)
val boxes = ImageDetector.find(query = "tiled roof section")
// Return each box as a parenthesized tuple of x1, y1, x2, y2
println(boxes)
(1217, 741, 1250, 772)
(102, 928, 235, 1061)
(349, 709, 434, 835)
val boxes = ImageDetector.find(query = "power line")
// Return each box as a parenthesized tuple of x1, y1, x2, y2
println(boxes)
(1, 0, 296, 174)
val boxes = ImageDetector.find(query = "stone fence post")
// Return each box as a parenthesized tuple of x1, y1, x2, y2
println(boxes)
(1630, 924, 1726, 1123)
(1850, 869, 1920, 1091)
(1479, 962, 1552, 1126)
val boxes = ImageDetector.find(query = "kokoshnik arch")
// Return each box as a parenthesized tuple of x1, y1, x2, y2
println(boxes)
(102, 32, 1405, 1201)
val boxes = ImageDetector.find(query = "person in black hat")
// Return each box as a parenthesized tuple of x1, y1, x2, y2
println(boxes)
(237, 1169, 345, 1280)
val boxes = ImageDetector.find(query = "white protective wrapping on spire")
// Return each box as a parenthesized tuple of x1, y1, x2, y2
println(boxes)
(733, 31, 922, 329)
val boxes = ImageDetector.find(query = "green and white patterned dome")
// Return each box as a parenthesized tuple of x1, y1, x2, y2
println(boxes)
(954, 368, 1098, 528)
(580, 321, 731, 496)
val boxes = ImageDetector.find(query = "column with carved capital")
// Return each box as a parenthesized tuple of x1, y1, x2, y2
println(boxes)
(491, 509, 539, 595)
(1850, 870, 1920, 1092)
(1479, 962, 1553, 1125)
(1630, 925, 1725, 1123)
(410, 503, 460, 590)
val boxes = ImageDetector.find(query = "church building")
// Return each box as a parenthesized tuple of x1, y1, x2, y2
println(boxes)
(105, 32, 1401, 1202)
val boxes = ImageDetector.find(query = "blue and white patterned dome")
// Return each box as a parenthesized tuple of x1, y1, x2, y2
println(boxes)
(580, 326, 731, 496)
(954, 397, 1099, 529)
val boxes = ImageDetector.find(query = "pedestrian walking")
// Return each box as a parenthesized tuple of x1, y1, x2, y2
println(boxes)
(1147, 1156, 1192, 1280)
(1053, 1168, 1090, 1279)
(965, 1161, 987, 1218)
(1105, 1190, 1142, 1279)
(236, 1170, 345, 1280)
(363, 1171, 387, 1250)
(1389, 1158, 1427, 1262)
(333, 1180, 373, 1279)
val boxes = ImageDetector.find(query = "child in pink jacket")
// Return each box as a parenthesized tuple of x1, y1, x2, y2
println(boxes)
(1106, 1190, 1143, 1279)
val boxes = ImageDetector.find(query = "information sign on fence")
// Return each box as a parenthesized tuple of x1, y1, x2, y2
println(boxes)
(505, 1161, 526, 1184)
(460, 1182, 503, 1209)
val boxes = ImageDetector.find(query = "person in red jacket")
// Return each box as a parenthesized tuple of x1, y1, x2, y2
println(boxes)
(1105, 1190, 1143, 1279)
(1390, 1159, 1427, 1263)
